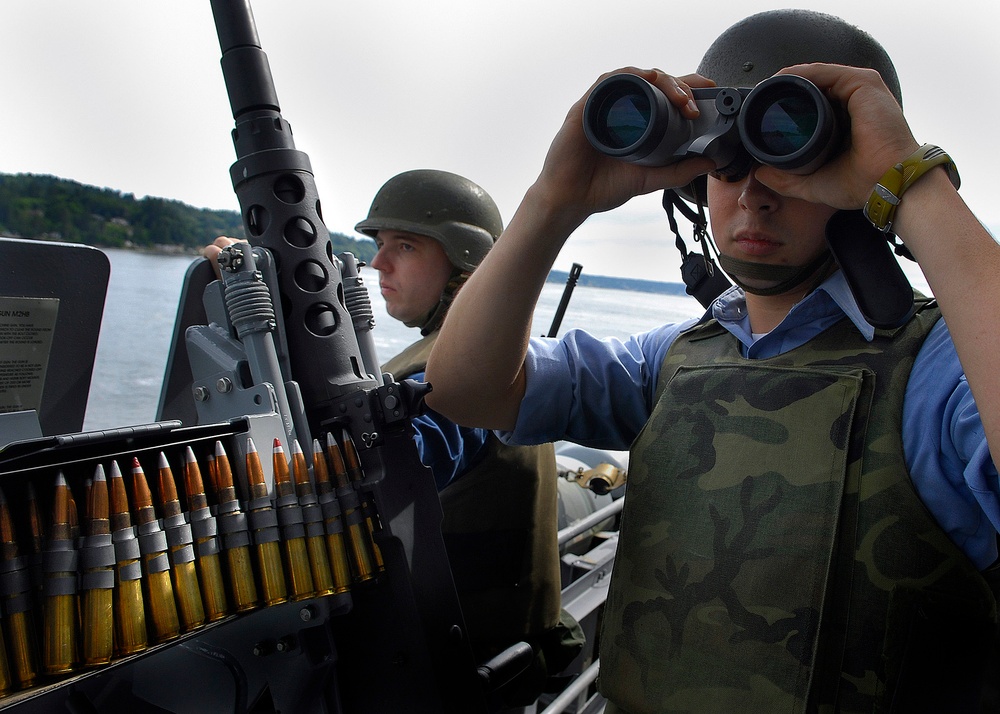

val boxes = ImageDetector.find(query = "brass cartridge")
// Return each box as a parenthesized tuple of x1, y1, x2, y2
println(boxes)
(108, 462, 147, 657)
(272, 439, 315, 600)
(245, 438, 287, 606)
(41, 472, 78, 675)
(183, 446, 228, 622)
(340, 428, 385, 572)
(131, 458, 180, 644)
(290, 439, 336, 596)
(71, 482, 84, 635)
(0, 619, 11, 696)
(213, 441, 259, 613)
(66, 487, 80, 544)
(206, 451, 220, 501)
(25, 484, 45, 598)
(325, 433, 375, 582)
(312, 439, 352, 593)
(79, 466, 115, 667)
(157, 452, 205, 633)
(0, 487, 33, 690)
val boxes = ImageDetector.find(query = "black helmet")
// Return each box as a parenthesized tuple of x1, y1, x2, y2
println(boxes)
(355, 169, 502, 272)
(698, 9, 901, 105)
(676, 10, 902, 206)
(692, 10, 914, 328)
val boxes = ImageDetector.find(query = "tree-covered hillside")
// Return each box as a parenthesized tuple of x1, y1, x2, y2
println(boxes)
(0, 172, 376, 261)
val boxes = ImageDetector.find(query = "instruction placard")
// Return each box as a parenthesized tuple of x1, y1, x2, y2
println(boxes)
(0, 296, 59, 414)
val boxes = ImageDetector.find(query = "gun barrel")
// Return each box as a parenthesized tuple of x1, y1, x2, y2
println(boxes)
(209, 0, 377, 439)
(211, 0, 280, 127)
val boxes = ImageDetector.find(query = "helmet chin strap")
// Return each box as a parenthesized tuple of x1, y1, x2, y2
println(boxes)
(717, 250, 835, 296)
(719, 211, 918, 328)
(663, 189, 733, 308)
(409, 270, 471, 336)
(825, 210, 915, 329)
(664, 192, 915, 324)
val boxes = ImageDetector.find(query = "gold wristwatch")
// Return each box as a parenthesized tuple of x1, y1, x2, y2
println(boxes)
(864, 144, 960, 233)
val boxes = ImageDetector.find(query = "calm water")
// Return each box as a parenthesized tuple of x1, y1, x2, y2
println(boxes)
(83, 249, 706, 431)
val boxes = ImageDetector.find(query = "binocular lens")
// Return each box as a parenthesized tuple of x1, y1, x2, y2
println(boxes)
(594, 89, 651, 150)
(755, 94, 819, 156)
(583, 72, 837, 175)
(739, 75, 837, 173)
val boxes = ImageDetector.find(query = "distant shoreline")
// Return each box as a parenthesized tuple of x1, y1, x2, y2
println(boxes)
(546, 268, 687, 296)
(7, 234, 688, 294)
(122, 244, 692, 295)
(112, 242, 203, 257)
(106, 242, 692, 295)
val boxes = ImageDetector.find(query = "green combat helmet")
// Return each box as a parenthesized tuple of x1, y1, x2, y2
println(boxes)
(695, 9, 917, 329)
(355, 169, 502, 273)
(675, 9, 903, 210)
(697, 8, 902, 105)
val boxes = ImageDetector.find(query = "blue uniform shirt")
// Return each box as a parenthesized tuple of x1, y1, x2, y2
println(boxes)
(503, 271, 1000, 569)
(409, 369, 490, 491)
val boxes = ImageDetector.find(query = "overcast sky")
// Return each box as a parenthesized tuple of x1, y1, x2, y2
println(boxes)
(1, 0, 996, 282)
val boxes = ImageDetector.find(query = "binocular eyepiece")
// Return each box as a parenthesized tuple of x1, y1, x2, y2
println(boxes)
(583, 73, 840, 177)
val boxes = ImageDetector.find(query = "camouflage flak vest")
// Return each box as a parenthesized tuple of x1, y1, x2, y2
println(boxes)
(383, 332, 562, 656)
(600, 303, 999, 713)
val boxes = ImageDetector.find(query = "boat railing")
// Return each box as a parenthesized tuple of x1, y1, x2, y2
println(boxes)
(557, 498, 623, 547)
(537, 496, 624, 714)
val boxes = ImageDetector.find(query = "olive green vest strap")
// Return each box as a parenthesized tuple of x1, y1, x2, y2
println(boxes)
(440, 437, 561, 647)
(601, 301, 998, 713)
(382, 332, 436, 380)
(382, 331, 562, 651)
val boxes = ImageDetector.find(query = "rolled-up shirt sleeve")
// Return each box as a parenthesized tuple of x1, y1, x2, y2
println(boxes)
(501, 320, 697, 450)
(904, 319, 1000, 569)
(407, 370, 490, 491)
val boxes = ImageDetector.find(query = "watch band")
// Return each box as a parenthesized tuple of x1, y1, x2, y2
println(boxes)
(864, 144, 960, 233)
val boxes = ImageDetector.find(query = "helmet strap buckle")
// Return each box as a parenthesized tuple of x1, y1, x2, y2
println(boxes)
(663, 189, 732, 309)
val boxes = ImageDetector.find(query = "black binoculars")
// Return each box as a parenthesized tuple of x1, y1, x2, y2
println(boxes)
(583, 73, 841, 177)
